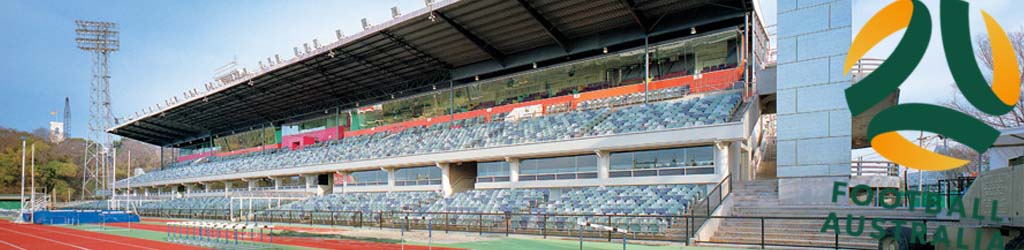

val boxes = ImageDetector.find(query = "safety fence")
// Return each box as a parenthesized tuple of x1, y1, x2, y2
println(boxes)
(134, 207, 951, 249)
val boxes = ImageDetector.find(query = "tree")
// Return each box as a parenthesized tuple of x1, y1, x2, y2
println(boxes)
(943, 29, 1024, 128)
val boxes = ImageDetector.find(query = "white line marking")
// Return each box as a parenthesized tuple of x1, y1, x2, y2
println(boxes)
(0, 226, 90, 250)
(21, 225, 162, 250)
(0, 239, 27, 250)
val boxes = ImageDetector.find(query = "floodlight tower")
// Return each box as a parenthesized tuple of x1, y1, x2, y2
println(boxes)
(75, 20, 119, 200)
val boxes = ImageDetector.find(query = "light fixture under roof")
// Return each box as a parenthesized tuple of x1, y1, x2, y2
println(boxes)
(691, 27, 697, 34)
(391, 6, 401, 19)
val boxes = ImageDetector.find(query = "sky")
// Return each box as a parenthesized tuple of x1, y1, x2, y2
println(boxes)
(0, 0, 1020, 157)
(0, 0, 427, 137)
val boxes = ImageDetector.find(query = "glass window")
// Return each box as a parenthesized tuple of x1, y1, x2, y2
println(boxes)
(272, 30, 740, 133)
(213, 127, 276, 152)
(477, 161, 510, 177)
(608, 146, 716, 178)
(349, 170, 388, 186)
(394, 166, 441, 186)
(685, 147, 714, 166)
(610, 153, 634, 171)
(520, 155, 597, 181)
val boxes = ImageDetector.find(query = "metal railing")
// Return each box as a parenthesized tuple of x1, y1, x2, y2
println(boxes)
(138, 208, 699, 243)
(693, 216, 956, 249)
(686, 174, 732, 239)
(133, 207, 949, 249)
(850, 160, 899, 177)
(850, 58, 884, 82)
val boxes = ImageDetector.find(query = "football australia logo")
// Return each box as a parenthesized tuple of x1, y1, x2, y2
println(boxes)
(845, 0, 1021, 171)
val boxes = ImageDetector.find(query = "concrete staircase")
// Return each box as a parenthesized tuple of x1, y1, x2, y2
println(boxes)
(700, 180, 941, 249)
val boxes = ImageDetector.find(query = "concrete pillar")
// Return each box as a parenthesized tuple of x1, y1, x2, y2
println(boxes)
(338, 172, 349, 194)
(715, 142, 730, 177)
(185, 184, 195, 194)
(437, 163, 452, 197)
(224, 181, 232, 193)
(248, 179, 258, 191)
(776, 0, 852, 205)
(507, 158, 520, 183)
(144, 187, 150, 197)
(272, 177, 282, 190)
(203, 183, 211, 193)
(595, 150, 610, 180)
(304, 174, 316, 193)
(171, 185, 181, 198)
(384, 168, 396, 191)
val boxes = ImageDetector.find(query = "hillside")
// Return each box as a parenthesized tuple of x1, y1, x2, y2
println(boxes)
(0, 127, 162, 201)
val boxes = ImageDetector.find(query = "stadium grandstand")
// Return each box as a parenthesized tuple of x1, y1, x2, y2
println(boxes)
(53, 0, 930, 249)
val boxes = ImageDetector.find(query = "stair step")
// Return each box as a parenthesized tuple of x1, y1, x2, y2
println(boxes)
(705, 235, 877, 249)
(713, 231, 875, 242)
(718, 224, 948, 234)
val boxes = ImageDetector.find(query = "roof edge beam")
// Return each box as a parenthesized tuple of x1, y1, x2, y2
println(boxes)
(380, 31, 452, 69)
(514, 0, 571, 52)
(618, 0, 651, 33)
(433, 11, 505, 64)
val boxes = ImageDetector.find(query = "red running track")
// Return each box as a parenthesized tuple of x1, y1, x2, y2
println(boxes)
(107, 222, 464, 250)
(0, 220, 206, 250)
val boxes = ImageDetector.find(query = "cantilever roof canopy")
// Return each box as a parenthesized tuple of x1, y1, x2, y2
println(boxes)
(110, 0, 753, 147)
(994, 127, 1024, 148)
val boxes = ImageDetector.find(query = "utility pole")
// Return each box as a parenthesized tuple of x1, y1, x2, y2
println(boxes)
(17, 140, 25, 223)
(30, 144, 35, 214)
(127, 150, 131, 212)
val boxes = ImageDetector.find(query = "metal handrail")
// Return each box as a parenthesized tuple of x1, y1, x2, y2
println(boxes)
(133, 207, 950, 249)
(850, 160, 899, 177)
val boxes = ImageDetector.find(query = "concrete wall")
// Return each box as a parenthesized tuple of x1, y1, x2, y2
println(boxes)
(776, 0, 852, 205)
(446, 162, 477, 196)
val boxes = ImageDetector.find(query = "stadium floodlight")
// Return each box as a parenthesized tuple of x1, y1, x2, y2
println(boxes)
(391, 6, 401, 19)
(424, 0, 435, 6)
(303, 43, 312, 54)
(328, 50, 336, 58)
(266, 57, 273, 66)
(274, 54, 283, 64)
(75, 20, 119, 199)
(313, 39, 321, 49)
(335, 29, 345, 41)
(361, 18, 371, 31)
(691, 27, 697, 34)
(294, 47, 301, 57)
(533, 62, 537, 69)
